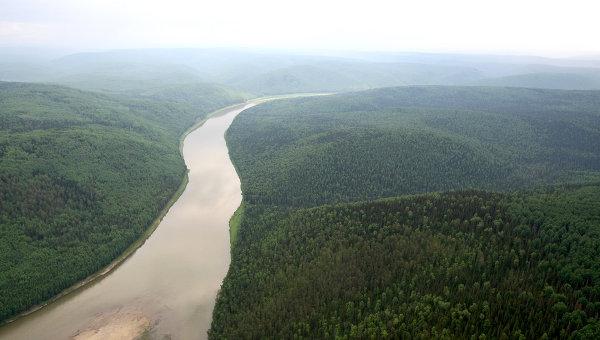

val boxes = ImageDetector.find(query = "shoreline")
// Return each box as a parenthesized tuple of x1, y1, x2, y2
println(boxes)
(223, 93, 333, 249)
(1, 92, 330, 327)
(0, 100, 250, 327)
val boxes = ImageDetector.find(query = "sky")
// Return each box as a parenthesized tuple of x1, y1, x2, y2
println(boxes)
(1, 0, 599, 57)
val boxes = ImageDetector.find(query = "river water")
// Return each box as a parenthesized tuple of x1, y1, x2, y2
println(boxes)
(0, 103, 254, 340)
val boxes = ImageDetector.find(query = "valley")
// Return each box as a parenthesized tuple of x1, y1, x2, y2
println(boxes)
(1, 48, 600, 339)
(0, 102, 255, 339)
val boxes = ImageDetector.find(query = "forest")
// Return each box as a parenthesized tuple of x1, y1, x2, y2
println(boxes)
(212, 86, 600, 338)
(226, 86, 600, 206)
(2, 50, 600, 338)
(0, 81, 244, 322)
(2, 1, 600, 336)
(212, 186, 600, 339)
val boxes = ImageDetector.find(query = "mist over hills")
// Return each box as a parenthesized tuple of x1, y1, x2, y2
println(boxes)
(2, 48, 600, 95)
(475, 72, 600, 90)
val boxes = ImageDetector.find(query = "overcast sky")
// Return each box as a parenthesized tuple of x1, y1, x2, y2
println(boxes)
(1, 0, 599, 57)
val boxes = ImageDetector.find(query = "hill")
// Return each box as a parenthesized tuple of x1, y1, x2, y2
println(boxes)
(228, 61, 482, 95)
(212, 185, 600, 339)
(7, 49, 600, 97)
(0, 81, 244, 322)
(476, 72, 600, 90)
(211, 86, 600, 338)
(226, 86, 600, 206)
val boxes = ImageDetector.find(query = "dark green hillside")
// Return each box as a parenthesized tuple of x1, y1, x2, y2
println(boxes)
(0, 81, 243, 322)
(211, 185, 600, 339)
(227, 86, 600, 206)
(121, 83, 249, 134)
(212, 86, 600, 338)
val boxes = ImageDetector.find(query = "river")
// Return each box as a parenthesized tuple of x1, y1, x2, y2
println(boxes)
(0, 102, 255, 339)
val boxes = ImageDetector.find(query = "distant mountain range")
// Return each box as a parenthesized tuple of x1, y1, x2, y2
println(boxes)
(2, 48, 600, 95)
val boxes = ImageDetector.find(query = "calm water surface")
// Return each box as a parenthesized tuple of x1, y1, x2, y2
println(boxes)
(0, 103, 254, 340)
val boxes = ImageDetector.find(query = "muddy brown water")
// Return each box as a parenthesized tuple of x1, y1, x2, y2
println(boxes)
(0, 103, 255, 340)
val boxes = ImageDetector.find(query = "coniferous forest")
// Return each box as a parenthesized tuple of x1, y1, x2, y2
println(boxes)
(2, 49, 600, 339)
(0, 81, 244, 322)
(210, 86, 600, 339)
(3, 1, 600, 337)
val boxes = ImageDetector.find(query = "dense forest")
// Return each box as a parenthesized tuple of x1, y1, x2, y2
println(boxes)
(212, 86, 600, 338)
(0, 81, 244, 322)
(212, 186, 600, 338)
(226, 86, 600, 206)
(3, 53, 600, 337)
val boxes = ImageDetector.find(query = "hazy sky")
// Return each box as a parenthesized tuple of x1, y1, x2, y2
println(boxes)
(1, 0, 599, 56)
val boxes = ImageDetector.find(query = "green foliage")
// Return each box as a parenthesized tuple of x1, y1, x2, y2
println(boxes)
(211, 186, 600, 339)
(227, 86, 600, 206)
(212, 86, 600, 338)
(0, 81, 243, 322)
(229, 203, 245, 248)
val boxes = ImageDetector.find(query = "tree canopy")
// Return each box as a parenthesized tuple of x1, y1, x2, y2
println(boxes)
(211, 86, 600, 338)
(0, 81, 244, 322)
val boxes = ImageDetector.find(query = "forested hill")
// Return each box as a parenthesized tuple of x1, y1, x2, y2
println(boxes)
(0, 81, 244, 322)
(226, 86, 600, 206)
(211, 85, 600, 338)
(212, 185, 600, 339)
(475, 72, 600, 90)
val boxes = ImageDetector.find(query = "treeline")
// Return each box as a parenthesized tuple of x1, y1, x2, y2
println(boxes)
(211, 186, 600, 339)
(0, 81, 244, 322)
